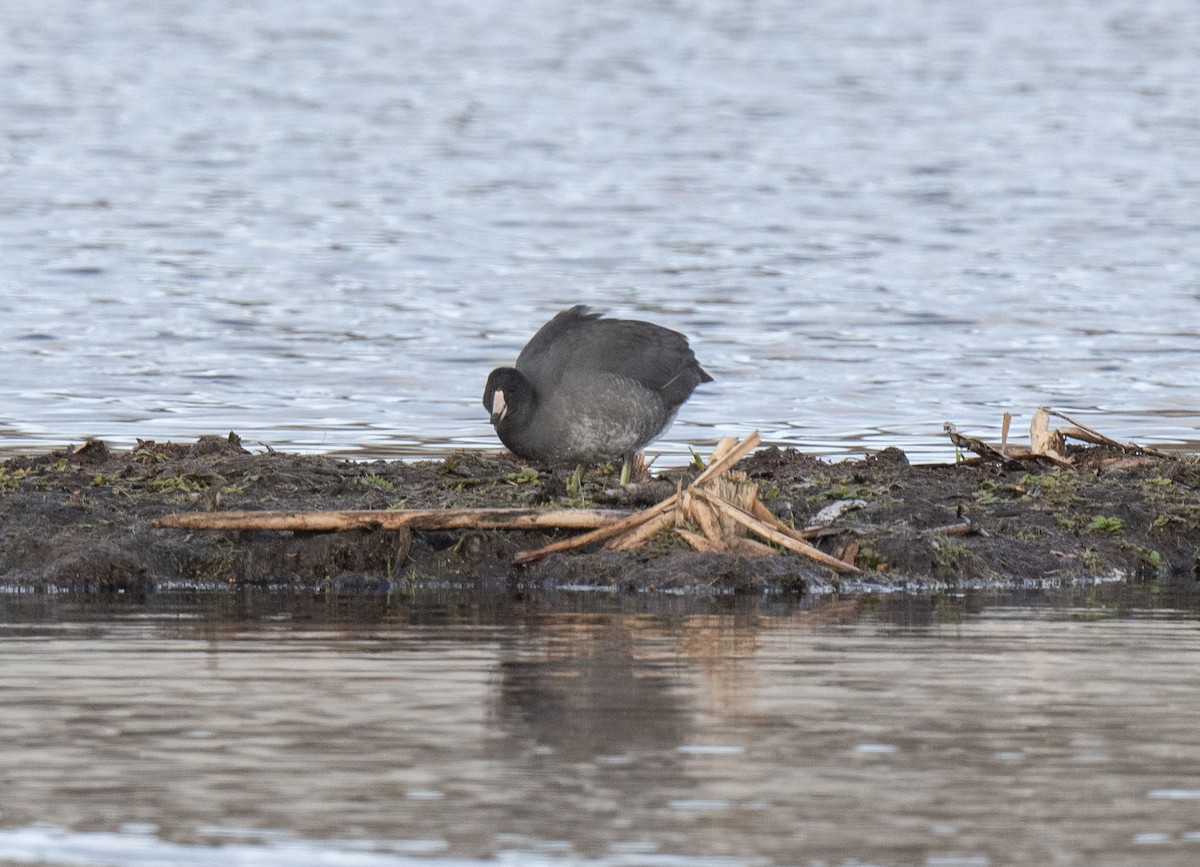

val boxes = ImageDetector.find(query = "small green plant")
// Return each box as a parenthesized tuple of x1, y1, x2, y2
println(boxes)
(565, 466, 584, 498)
(1055, 513, 1084, 532)
(1152, 505, 1200, 532)
(148, 476, 203, 494)
(973, 479, 1001, 504)
(557, 468, 594, 508)
(689, 448, 706, 471)
(1019, 471, 1085, 505)
(1116, 539, 1167, 575)
(0, 468, 26, 492)
(91, 474, 120, 486)
(355, 472, 396, 493)
(505, 467, 540, 485)
(1086, 515, 1124, 535)
(932, 538, 970, 576)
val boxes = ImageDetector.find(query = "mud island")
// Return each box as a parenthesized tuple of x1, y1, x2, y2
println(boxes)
(2, 426, 1198, 595)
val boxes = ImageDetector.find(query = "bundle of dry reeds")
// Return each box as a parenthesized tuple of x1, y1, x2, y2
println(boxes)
(512, 432, 858, 573)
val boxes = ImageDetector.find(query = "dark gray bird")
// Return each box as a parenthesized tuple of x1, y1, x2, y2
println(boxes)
(483, 306, 712, 467)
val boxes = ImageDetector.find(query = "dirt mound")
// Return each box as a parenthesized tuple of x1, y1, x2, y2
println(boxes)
(2, 435, 1197, 594)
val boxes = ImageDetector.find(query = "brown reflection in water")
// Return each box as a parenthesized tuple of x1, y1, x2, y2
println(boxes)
(485, 612, 763, 856)
(493, 617, 693, 758)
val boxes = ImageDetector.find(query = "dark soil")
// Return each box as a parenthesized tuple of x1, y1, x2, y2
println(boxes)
(2, 433, 1198, 595)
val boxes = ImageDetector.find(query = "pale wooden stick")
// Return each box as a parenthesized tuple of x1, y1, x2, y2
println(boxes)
(154, 507, 631, 532)
(749, 498, 823, 541)
(924, 522, 987, 537)
(705, 436, 738, 466)
(732, 537, 776, 557)
(691, 432, 762, 487)
(512, 494, 680, 564)
(676, 528, 724, 553)
(606, 509, 676, 551)
(700, 492, 860, 574)
(1030, 407, 1068, 462)
(687, 492, 727, 546)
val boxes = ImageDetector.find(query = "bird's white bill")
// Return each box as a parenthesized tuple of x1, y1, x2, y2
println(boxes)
(490, 390, 508, 423)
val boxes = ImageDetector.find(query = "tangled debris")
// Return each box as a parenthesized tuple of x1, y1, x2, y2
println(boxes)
(945, 407, 1175, 468)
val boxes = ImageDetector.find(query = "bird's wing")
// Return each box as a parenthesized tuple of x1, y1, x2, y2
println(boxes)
(517, 307, 710, 405)
(513, 305, 602, 375)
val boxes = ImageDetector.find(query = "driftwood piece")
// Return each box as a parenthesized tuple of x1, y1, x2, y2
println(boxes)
(154, 507, 631, 532)
(1029, 408, 1068, 462)
(943, 422, 1021, 465)
(1043, 408, 1174, 459)
(947, 409, 1175, 467)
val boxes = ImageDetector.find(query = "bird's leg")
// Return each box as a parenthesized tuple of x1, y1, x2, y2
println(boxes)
(619, 451, 647, 485)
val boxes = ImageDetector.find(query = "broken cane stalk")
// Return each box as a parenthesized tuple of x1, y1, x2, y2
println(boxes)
(696, 490, 860, 574)
(512, 494, 680, 564)
(154, 507, 631, 533)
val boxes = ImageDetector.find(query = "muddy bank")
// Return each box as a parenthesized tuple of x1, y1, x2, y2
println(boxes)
(1, 433, 1198, 595)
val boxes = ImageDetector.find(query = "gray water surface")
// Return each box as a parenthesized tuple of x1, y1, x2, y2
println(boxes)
(1, 592, 1200, 866)
(2, 0, 1198, 461)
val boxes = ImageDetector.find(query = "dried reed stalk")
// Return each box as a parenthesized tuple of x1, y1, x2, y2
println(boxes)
(510, 494, 679, 564)
(694, 489, 859, 574)
(154, 507, 631, 532)
(514, 431, 862, 573)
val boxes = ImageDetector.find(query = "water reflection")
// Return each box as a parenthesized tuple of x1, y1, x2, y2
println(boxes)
(2, 590, 1200, 865)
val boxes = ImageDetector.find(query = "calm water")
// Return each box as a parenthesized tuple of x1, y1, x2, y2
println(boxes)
(0, 0, 1197, 463)
(1, 591, 1199, 866)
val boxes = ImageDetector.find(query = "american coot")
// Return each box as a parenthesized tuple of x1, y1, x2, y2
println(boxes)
(483, 305, 712, 465)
